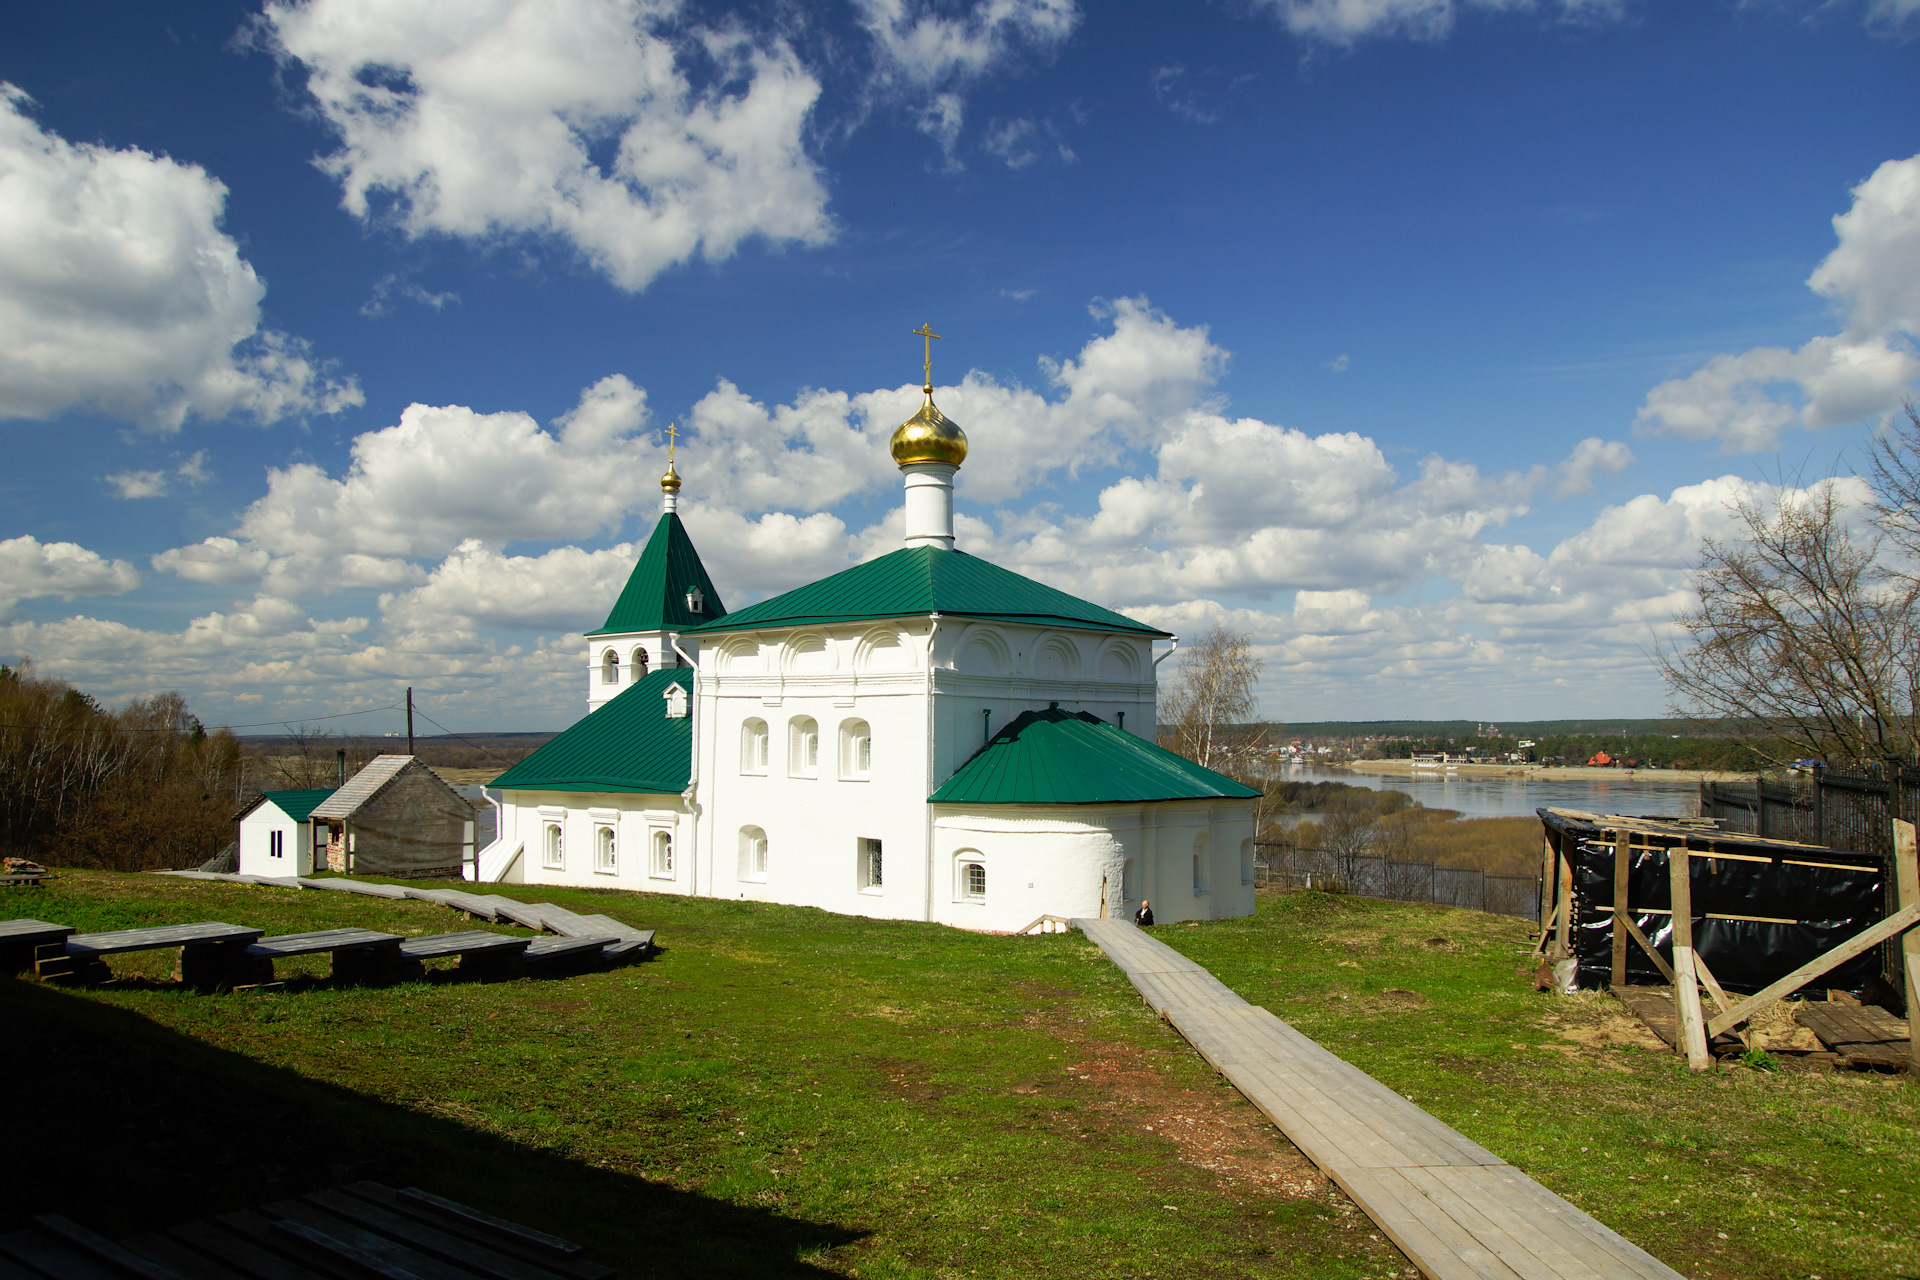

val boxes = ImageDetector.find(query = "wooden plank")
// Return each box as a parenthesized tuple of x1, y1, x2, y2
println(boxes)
(481, 899, 550, 930)
(1617, 916, 1676, 985)
(396, 932, 531, 961)
(123, 1233, 250, 1280)
(247, 930, 403, 959)
(167, 1220, 332, 1280)
(1705, 902, 1920, 1037)
(1667, 849, 1711, 1069)
(66, 922, 262, 957)
(1610, 839, 1629, 989)
(1690, 954, 1733, 1016)
(298, 1191, 567, 1280)
(522, 935, 614, 962)
(1076, 917, 1690, 1280)
(263, 1202, 473, 1280)
(1897, 819, 1920, 1071)
(1555, 847, 1574, 960)
(29, 1216, 194, 1280)
(0, 1227, 132, 1280)
(339, 1186, 610, 1280)
(0, 917, 73, 942)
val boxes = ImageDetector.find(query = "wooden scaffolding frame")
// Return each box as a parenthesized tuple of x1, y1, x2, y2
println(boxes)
(1536, 808, 1919, 1071)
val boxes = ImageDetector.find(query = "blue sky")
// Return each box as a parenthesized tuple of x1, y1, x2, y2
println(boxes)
(1, 0, 1915, 733)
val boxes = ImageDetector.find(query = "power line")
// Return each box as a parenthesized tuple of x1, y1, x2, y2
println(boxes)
(410, 707, 523, 769)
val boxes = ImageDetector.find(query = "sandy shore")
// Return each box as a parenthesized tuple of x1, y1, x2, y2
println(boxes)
(1340, 759, 1756, 783)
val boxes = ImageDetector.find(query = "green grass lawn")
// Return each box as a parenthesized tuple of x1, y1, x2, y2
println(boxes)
(2, 874, 1913, 1280)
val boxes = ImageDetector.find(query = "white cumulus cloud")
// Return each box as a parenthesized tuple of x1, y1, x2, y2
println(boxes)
(1637, 154, 1920, 452)
(0, 85, 360, 432)
(1256, 0, 1623, 46)
(258, 0, 833, 293)
(0, 536, 141, 618)
(855, 0, 1078, 161)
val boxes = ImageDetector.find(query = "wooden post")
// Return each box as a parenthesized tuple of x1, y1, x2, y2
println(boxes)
(1610, 835, 1630, 988)
(1895, 818, 1919, 1071)
(1668, 846, 1711, 1069)
(1555, 841, 1574, 961)
(1539, 832, 1555, 938)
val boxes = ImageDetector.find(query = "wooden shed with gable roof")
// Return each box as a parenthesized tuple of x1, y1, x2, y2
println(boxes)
(309, 755, 480, 878)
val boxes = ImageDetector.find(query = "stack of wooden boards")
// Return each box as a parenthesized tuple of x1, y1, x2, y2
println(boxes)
(0, 1181, 618, 1280)
(1, 878, 654, 987)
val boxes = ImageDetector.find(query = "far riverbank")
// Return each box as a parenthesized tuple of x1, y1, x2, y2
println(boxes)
(1343, 759, 1756, 783)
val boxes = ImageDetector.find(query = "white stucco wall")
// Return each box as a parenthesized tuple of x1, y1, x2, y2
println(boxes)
(587, 628, 700, 712)
(237, 803, 315, 877)
(930, 799, 1256, 931)
(492, 789, 692, 892)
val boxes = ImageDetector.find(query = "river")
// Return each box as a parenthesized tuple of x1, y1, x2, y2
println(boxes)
(1269, 763, 1703, 821)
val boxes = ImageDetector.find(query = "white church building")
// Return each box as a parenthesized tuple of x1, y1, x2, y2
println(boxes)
(475, 366, 1259, 930)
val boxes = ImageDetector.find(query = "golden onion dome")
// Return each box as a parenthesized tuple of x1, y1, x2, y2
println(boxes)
(889, 386, 968, 468)
(660, 458, 682, 494)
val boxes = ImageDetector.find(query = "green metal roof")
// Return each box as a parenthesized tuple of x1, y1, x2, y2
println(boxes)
(588, 512, 727, 636)
(929, 708, 1262, 806)
(490, 668, 694, 794)
(681, 544, 1167, 638)
(260, 788, 336, 821)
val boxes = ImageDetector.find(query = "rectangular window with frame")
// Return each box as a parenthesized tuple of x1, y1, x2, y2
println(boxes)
(595, 825, 617, 874)
(543, 822, 564, 870)
(963, 861, 985, 900)
(859, 837, 883, 891)
(269, 829, 284, 858)
(651, 829, 675, 878)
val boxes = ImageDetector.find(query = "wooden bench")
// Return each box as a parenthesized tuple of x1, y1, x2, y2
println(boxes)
(1, 1181, 618, 1279)
(396, 930, 532, 980)
(240, 928, 406, 985)
(1, 918, 73, 975)
(49, 922, 264, 988)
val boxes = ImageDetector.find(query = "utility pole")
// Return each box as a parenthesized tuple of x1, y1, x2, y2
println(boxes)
(406, 686, 415, 755)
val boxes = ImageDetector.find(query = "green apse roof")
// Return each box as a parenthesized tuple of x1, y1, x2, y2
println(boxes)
(490, 669, 694, 794)
(260, 788, 336, 821)
(681, 545, 1167, 638)
(930, 708, 1262, 806)
(588, 512, 727, 636)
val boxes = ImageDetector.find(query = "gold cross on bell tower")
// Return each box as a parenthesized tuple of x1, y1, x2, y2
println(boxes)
(913, 322, 941, 388)
(664, 421, 679, 462)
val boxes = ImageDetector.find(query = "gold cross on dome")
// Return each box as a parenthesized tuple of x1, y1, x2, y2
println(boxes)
(664, 421, 679, 462)
(913, 322, 941, 386)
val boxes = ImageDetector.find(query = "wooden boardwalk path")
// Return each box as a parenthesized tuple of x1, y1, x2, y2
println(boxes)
(1076, 918, 1684, 1280)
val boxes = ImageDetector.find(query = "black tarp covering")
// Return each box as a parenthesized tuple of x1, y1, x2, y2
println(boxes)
(1540, 810, 1886, 995)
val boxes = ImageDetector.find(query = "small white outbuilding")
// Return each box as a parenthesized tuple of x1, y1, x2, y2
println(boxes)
(235, 788, 336, 877)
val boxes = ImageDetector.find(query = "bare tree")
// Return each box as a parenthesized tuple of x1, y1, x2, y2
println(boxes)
(1160, 624, 1263, 773)
(1659, 442, 1920, 765)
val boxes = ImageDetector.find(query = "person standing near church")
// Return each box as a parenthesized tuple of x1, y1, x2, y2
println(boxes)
(1134, 899, 1154, 927)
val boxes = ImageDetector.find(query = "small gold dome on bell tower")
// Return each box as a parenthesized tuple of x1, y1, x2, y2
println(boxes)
(660, 459, 682, 494)
(889, 387, 968, 468)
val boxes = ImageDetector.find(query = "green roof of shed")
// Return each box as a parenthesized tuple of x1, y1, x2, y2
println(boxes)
(588, 512, 727, 636)
(260, 788, 336, 821)
(490, 668, 693, 794)
(681, 545, 1166, 638)
(929, 708, 1261, 806)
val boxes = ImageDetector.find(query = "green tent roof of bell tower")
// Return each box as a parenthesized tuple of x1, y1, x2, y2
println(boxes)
(587, 511, 727, 636)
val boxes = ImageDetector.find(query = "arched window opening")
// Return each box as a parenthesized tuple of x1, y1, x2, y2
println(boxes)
(596, 825, 617, 874)
(602, 650, 620, 685)
(1192, 832, 1210, 895)
(1122, 857, 1137, 900)
(840, 719, 872, 780)
(738, 826, 769, 882)
(963, 861, 986, 900)
(859, 837, 883, 891)
(633, 647, 650, 676)
(740, 719, 769, 774)
(651, 830, 674, 878)
(789, 717, 819, 777)
(544, 823, 564, 870)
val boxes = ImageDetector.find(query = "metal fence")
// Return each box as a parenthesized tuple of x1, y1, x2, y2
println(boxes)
(1254, 843, 1542, 923)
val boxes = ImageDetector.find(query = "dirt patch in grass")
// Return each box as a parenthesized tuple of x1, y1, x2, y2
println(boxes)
(1018, 1005, 1332, 1202)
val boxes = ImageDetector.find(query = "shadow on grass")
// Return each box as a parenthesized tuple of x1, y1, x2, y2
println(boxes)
(1, 980, 861, 1277)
